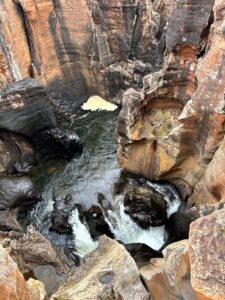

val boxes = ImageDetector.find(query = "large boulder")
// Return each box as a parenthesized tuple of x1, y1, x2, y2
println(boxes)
(0, 244, 46, 300)
(124, 182, 167, 228)
(50, 235, 149, 300)
(0, 78, 82, 174)
(140, 208, 225, 299)
(1, 225, 70, 275)
(0, 176, 40, 210)
(140, 240, 197, 300)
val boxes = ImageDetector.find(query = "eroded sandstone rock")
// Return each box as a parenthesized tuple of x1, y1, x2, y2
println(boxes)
(50, 235, 149, 300)
(189, 208, 225, 299)
(2, 225, 70, 275)
(0, 244, 46, 300)
(117, 0, 225, 202)
(0, 0, 167, 111)
(140, 240, 197, 300)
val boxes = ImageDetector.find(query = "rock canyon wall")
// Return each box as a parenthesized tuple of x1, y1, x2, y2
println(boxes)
(117, 0, 225, 205)
(0, 0, 166, 113)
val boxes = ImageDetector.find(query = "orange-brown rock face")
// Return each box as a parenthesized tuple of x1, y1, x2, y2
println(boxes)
(140, 209, 225, 299)
(0, 244, 46, 300)
(0, 1, 31, 87)
(140, 240, 197, 300)
(0, 0, 166, 112)
(189, 208, 225, 299)
(117, 0, 225, 201)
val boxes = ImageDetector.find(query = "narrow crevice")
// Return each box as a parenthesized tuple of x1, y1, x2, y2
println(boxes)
(15, 2, 37, 78)
(128, 2, 140, 60)
(197, 10, 214, 59)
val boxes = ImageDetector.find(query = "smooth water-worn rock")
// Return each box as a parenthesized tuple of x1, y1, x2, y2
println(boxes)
(117, 0, 225, 204)
(51, 195, 77, 233)
(0, 130, 36, 174)
(0, 78, 82, 173)
(124, 183, 167, 228)
(0, 210, 22, 232)
(0, 176, 40, 210)
(50, 235, 149, 300)
(0, 244, 46, 300)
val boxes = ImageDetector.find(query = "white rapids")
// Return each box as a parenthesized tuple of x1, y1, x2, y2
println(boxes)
(147, 181, 181, 217)
(102, 195, 166, 251)
(69, 182, 182, 257)
(69, 208, 98, 258)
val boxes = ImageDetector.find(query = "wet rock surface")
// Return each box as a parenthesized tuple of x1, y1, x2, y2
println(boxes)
(0, 176, 40, 210)
(124, 182, 167, 229)
(0, 78, 82, 174)
(50, 235, 149, 300)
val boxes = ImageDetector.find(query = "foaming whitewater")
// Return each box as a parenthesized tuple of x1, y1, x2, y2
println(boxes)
(147, 181, 181, 217)
(69, 208, 98, 257)
(101, 195, 165, 251)
(68, 182, 182, 256)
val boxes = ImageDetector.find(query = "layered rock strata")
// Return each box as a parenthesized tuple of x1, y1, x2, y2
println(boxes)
(117, 0, 225, 203)
(0, 0, 167, 111)
(140, 208, 225, 300)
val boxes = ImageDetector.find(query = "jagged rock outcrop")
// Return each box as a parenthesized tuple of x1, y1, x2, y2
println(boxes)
(0, 244, 46, 300)
(1, 225, 70, 275)
(0, 0, 167, 111)
(117, 0, 225, 203)
(140, 240, 197, 300)
(50, 235, 149, 300)
(140, 208, 225, 300)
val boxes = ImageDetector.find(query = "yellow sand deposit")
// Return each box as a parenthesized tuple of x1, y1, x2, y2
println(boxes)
(81, 95, 118, 111)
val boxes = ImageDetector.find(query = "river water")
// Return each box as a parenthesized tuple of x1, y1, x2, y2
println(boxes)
(28, 108, 181, 257)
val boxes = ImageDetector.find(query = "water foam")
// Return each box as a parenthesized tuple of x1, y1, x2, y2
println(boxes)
(69, 208, 98, 257)
(147, 181, 181, 217)
(102, 195, 166, 251)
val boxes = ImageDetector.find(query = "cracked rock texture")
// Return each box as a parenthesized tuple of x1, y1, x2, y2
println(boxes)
(140, 209, 225, 300)
(117, 0, 225, 203)
(50, 235, 149, 300)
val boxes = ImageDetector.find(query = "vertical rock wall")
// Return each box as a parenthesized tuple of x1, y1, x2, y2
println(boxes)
(0, 0, 167, 111)
(117, 0, 225, 204)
